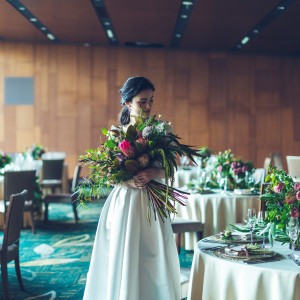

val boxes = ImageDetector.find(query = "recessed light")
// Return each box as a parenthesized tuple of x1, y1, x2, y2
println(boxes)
(84, 43, 90, 47)
(47, 33, 55, 40)
(176, 34, 181, 38)
(19, 7, 25, 11)
(241, 36, 249, 45)
(277, 6, 285, 10)
(104, 21, 110, 26)
(253, 29, 259, 34)
(41, 27, 46, 31)
(30, 18, 37, 22)
(182, 1, 193, 6)
(181, 15, 188, 18)
(106, 29, 114, 39)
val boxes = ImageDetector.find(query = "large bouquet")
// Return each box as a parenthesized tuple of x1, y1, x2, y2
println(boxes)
(79, 115, 202, 223)
(0, 150, 12, 170)
(261, 166, 300, 245)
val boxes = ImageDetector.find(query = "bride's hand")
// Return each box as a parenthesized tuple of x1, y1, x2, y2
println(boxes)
(134, 168, 160, 188)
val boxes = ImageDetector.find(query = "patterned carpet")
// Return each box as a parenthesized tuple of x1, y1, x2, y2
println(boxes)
(0, 200, 193, 299)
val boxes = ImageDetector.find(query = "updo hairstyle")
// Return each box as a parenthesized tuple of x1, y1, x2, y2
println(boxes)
(118, 76, 155, 125)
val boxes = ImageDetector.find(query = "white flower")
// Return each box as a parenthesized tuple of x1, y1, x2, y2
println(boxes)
(142, 126, 154, 138)
(156, 122, 166, 134)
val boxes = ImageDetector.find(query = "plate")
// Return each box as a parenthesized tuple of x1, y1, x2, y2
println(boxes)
(234, 189, 256, 195)
(213, 246, 276, 261)
(208, 233, 264, 244)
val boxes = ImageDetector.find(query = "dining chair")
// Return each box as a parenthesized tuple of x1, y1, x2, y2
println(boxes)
(1, 190, 28, 300)
(259, 182, 270, 211)
(43, 164, 82, 223)
(271, 152, 284, 171)
(40, 158, 64, 194)
(263, 157, 271, 175)
(286, 156, 300, 178)
(171, 217, 204, 254)
(4, 170, 37, 234)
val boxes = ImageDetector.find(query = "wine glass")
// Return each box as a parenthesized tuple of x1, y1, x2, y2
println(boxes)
(247, 208, 257, 246)
(257, 211, 266, 248)
(287, 218, 299, 256)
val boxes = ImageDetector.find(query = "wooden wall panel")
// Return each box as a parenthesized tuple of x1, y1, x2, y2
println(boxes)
(0, 42, 299, 177)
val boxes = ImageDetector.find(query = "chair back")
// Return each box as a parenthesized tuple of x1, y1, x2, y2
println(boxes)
(271, 152, 284, 171)
(41, 159, 64, 180)
(286, 156, 300, 178)
(3, 190, 28, 248)
(259, 182, 270, 211)
(4, 170, 36, 201)
(71, 164, 82, 193)
(263, 157, 271, 175)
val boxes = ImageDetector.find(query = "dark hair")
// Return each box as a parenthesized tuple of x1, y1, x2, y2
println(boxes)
(118, 76, 155, 125)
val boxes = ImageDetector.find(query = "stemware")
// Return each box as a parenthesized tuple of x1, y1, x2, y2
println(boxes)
(287, 218, 299, 256)
(257, 211, 266, 248)
(247, 208, 257, 246)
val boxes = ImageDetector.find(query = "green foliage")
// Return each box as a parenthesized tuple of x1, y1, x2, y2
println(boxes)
(0, 151, 12, 171)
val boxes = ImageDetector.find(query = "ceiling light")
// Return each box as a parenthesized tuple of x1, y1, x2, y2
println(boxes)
(181, 15, 188, 18)
(106, 29, 114, 39)
(19, 7, 25, 11)
(41, 27, 46, 31)
(241, 36, 249, 45)
(47, 33, 55, 40)
(182, 1, 193, 5)
(253, 29, 259, 34)
(30, 18, 37, 22)
(176, 34, 181, 38)
(104, 21, 110, 26)
(277, 6, 285, 10)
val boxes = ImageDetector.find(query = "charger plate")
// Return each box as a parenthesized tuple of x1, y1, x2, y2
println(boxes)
(208, 234, 264, 244)
(213, 246, 276, 261)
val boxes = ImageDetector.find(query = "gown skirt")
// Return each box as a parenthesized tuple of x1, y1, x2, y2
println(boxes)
(83, 184, 181, 300)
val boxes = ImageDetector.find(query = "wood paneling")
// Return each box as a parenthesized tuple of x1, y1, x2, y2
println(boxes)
(0, 42, 299, 176)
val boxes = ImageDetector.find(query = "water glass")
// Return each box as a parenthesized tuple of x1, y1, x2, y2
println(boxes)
(247, 208, 257, 245)
(257, 211, 266, 248)
(287, 218, 299, 256)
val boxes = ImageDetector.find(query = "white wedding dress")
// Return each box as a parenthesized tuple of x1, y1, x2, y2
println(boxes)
(83, 179, 181, 300)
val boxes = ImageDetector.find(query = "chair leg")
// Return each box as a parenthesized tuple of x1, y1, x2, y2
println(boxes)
(15, 256, 25, 291)
(29, 209, 36, 234)
(1, 262, 11, 300)
(72, 201, 79, 223)
(44, 202, 49, 222)
(175, 233, 181, 254)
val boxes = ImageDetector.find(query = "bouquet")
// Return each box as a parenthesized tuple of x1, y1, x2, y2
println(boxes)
(261, 166, 300, 245)
(78, 114, 202, 223)
(0, 151, 12, 170)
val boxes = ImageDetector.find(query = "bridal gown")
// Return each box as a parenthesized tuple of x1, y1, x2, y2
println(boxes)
(83, 180, 181, 300)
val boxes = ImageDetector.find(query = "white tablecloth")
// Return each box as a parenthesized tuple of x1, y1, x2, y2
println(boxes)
(176, 191, 260, 250)
(188, 240, 300, 300)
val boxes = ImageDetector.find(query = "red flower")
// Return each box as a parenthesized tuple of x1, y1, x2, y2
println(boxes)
(274, 182, 285, 193)
(290, 208, 299, 219)
(119, 140, 136, 158)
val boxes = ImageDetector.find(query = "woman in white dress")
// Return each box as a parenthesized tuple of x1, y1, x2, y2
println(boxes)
(83, 76, 181, 300)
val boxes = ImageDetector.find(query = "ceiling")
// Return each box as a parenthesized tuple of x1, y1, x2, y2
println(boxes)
(0, 0, 300, 55)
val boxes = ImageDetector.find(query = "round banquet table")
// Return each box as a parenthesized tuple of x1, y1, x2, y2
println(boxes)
(175, 191, 260, 250)
(188, 239, 300, 300)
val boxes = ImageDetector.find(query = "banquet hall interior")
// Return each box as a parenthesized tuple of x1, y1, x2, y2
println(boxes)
(0, 0, 300, 299)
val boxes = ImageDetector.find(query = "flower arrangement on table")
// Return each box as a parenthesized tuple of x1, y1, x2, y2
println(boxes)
(198, 147, 212, 168)
(260, 166, 300, 246)
(209, 149, 257, 190)
(0, 150, 12, 171)
(24, 143, 47, 160)
(78, 114, 202, 223)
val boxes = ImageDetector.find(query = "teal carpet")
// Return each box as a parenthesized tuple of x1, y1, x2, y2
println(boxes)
(0, 201, 193, 299)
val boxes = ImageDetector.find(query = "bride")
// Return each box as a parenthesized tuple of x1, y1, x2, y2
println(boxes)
(83, 76, 181, 300)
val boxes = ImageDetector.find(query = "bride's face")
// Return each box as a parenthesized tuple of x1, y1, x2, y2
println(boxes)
(126, 89, 154, 118)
